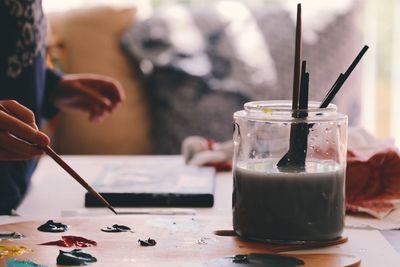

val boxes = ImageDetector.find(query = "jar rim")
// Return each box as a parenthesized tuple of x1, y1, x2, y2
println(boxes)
(234, 100, 347, 123)
(244, 100, 337, 113)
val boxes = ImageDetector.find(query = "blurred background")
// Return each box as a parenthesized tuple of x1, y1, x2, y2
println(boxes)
(41, 0, 400, 152)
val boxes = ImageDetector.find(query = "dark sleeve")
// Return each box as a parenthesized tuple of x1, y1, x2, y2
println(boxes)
(42, 68, 63, 119)
(0, 160, 37, 215)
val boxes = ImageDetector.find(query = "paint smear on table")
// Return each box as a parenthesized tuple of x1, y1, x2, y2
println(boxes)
(39, 236, 97, 247)
(4, 258, 47, 267)
(0, 231, 24, 240)
(0, 245, 32, 258)
(147, 217, 199, 232)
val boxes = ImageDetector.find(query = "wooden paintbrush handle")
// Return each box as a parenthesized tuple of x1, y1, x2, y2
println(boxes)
(41, 146, 117, 215)
(0, 103, 116, 215)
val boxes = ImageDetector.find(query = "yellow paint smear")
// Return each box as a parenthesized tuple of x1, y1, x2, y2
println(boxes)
(261, 107, 272, 113)
(0, 245, 32, 258)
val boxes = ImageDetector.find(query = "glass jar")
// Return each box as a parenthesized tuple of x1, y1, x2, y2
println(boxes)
(232, 100, 348, 243)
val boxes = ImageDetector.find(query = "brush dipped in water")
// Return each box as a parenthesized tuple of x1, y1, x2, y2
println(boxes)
(277, 60, 309, 170)
(319, 45, 369, 108)
(277, 45, 369, 169)
(276, 3, 307, 170)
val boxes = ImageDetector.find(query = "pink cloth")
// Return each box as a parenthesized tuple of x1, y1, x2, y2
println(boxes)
(182, 136, 232, 172)
(344, 128, 400, 218)
(346, 148, 400, 218)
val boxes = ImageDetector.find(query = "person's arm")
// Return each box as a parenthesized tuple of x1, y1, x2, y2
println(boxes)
(0, 100, 50, 215)
(43, 68, 63, 119)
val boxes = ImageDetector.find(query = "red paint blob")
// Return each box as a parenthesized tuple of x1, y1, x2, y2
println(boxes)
(40, 236, 97, 247)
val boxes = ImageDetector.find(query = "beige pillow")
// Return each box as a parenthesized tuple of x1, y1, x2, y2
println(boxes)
(47, 6, 151, 154)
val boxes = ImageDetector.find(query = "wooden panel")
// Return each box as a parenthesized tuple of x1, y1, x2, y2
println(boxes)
(0, 216, 360, 267)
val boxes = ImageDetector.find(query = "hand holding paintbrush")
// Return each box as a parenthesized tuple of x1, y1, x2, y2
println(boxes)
(0, 102, 117, 215)
(0, 100, 50, 160)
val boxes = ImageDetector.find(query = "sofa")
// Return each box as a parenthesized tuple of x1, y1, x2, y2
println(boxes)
(46, 1, 363, 155)
(47, 6, 151, 154)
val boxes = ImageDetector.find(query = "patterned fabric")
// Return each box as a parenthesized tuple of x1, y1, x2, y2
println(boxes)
(121, 2, 362, 154)
(0, 0, 61, 214)
(3, 0, 47, 78)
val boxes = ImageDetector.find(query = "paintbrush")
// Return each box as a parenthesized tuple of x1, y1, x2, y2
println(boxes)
(276, 3, 305, 170)
(0, 104, 118, 215)
(277, 45, 368, 169)
(41, 146, 117, 215)
(277, 60, 309, 170)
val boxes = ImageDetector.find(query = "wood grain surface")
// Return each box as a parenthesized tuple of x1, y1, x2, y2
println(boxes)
(0, 215, 360, 267)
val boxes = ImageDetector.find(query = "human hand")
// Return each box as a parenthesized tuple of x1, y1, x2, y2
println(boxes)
(52, 74, 125, 122)
(0, 100, 50, 160)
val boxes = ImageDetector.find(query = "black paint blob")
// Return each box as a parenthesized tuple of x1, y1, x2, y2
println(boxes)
(37, 220, 68, 233)
(138, 238, 157, 246)
(232, 255, 249, 263)
(56, 249, 97, 266)
(230, 254, 304, 266)
(206, 254, 305, 267)
(101, 224, 131, 233)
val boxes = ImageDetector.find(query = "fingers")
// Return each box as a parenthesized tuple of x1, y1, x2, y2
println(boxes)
(0, 100, 50, 161)
(80, 80, 124, 112)
(0, 131, 44, 160)
(88, 105, 107, 123)
(65, 74, 125, 106)
(71, 74, 125, 103)
(0, 109, 50, 147)
(1, 100, 38, 129)
(54, 74, 125, 122)
(89, 78, 125, 106)
(78, 84, 114, 111)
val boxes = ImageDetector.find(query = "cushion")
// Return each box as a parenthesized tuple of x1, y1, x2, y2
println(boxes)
(47, 6, 152, 154)
(120, 1, 363, 154)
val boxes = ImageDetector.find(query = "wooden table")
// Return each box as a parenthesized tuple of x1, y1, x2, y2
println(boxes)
(1, 155, 400, 266)
(15, 156, 232, 219)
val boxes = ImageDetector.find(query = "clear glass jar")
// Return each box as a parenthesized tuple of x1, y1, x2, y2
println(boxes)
(232, 100, 348, 243)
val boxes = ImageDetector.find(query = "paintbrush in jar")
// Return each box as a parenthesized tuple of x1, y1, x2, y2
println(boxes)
(277, 45, 369, 169)
(277, 60, 309, 170)
(276, 3, 307, 170)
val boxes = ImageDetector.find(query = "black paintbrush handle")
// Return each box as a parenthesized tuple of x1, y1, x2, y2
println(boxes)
(277, 63, 309, 170)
